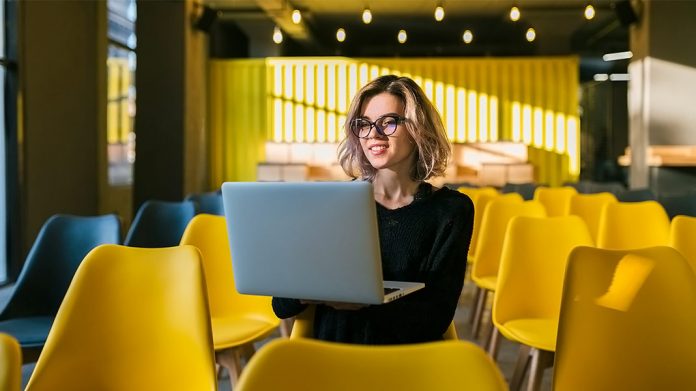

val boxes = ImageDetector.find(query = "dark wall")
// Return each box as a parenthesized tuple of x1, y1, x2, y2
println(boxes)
(20, 1, 105, 253)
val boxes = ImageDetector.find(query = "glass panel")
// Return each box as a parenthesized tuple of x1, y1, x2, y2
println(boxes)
(107, 45, 136, 186)
(107, 0, 136, 186)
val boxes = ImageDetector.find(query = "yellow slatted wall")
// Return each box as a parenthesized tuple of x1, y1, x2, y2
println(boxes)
(209, 56, 579, 186)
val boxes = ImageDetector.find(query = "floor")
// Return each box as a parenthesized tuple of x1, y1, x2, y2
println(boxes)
(3, 278, 553, 390)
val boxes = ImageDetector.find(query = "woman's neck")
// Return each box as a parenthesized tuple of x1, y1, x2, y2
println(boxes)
(372, 171, 421, 209)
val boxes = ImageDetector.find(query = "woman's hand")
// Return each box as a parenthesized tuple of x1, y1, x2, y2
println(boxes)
(300, 300, 366, 311)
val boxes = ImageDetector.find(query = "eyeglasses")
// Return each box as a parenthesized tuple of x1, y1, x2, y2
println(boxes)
(350, 115, 405, 139)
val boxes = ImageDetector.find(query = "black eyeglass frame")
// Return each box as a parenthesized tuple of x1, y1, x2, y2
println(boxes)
(349, 115, 406, 139)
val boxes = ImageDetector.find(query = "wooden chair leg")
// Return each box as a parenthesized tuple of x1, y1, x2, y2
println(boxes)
(279, 317, 294, 337)
(486, 326, 501, 360)
(526, 348, 554, 391)
(468, 286, 483, 324)
(471, 289, 488, 339)
(510, 344, 532, 391)
(216, 348, 243, 388)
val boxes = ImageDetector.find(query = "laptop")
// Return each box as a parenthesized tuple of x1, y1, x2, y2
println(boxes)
(220, 181, 424, 305)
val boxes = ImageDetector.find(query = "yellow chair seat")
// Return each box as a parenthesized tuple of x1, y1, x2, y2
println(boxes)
(497, 318, 557, 352)
(212, 316, 279, 349)
(472, 275, 497, 291)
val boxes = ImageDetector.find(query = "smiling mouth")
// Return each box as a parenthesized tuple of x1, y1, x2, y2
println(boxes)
(369, 145, 388, 151)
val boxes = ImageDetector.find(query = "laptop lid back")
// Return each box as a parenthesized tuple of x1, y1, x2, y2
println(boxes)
(221, 181, 386, 304)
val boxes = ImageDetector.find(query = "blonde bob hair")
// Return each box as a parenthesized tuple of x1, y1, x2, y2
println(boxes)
(337, 75, 451, 181)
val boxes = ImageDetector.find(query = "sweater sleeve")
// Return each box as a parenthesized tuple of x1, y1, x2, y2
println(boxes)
(272, 297, 308, 319)
(369, 199, 474, 343)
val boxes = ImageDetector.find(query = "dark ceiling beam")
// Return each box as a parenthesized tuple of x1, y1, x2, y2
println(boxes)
(252, 0, 314, 45)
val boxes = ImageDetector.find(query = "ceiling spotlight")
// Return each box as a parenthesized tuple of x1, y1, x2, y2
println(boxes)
(510, 6, 521, 22)
(584, 4, 595, 20)
(434, 5, 445, 22)
(593, 73, 609, 82)
(291, 9, 302, 24)
(526, 27, 536, 42)
(336, 28, 346, 42)
(462, 29, 473, 44)
(397, 29, 407, 44)
(272, 26, 283, 44)
(362, 8, 372, 24)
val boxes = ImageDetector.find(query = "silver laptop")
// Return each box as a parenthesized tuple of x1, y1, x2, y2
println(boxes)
(221, 181, 424, 305)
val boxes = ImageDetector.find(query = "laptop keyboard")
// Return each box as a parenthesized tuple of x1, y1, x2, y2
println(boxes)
(384, 287, 400, 295)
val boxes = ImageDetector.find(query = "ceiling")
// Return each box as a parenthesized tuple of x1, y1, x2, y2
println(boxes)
(207, 0, 630, 75)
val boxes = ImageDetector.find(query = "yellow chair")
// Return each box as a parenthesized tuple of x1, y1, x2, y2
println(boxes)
(290, 304, 459, 340)
(554, 246, 696, 390)
(493, 216, 593, 391)
(669, 215, 696, 274)
(532, 186, 577, 217)
(180, 214, 280, 386)
(458, 186, 500, 260)
(597, 200, 670, 250)
(0, 333, 21, 391)
(24, 245, 217, 391)
(236, 338, 509, 391)
(469, 199, 546, 343)
(469, 193, 523, 262)
(568, 192, 617, 242)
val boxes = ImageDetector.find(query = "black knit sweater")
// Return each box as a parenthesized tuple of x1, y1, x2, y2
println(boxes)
(272, 182, 474, 344)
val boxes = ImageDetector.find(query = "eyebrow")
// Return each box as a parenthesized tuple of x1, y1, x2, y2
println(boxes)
(358, 112, 402, 120)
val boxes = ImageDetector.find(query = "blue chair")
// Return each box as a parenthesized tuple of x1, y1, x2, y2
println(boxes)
(616, 188, 656, 202)
(0, 214, 120, 362)
(124, 200, 196, 247)
(564, 180, 625, 195)
(658, 193, 696, 219)
(185, 191, 224, 216)
(501, 182, 541, 200)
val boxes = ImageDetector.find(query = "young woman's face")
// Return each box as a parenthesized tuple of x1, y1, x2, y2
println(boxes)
(358, 93, 416, 175)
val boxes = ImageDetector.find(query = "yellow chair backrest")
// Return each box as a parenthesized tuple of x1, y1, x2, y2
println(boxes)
(471, 200, 546, 283)
(469, 193, 523, 260)
(236, 338, 508, 391)
(597, 201, 670, 250)
(532, 186, 578, 217)
(0, 333, 21, 391)
(669, 215, 696, 274)
(290, 305, 459, 341)
(569, 192, 617, 242)
(493, 216, 593, 336)
(180, 214, 278, 323)
(24, 245, 217, 391)
(554, 246, 696, 390)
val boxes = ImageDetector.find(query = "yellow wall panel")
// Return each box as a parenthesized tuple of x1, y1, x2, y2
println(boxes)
(209, 56, 579, 184)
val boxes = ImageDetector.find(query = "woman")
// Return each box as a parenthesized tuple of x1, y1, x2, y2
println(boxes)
(272, 75, 474, 344)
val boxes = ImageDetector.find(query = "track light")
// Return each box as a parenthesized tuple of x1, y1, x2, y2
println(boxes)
(362, 8, 372, 24)
(462, 30, 473, 44)
(397, 29, 407, 44)
(434, 5, 445, 21)
(526, 27, 536, 42)
(272, 26, 283, 44)
(510, 6, 521, 21)
(291, 9, 302, 24)
(584, 4, 595, 20)
(336, 28, 346, 42)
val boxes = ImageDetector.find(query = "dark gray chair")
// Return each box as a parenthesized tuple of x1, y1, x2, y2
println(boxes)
(0, 214, 121, 362)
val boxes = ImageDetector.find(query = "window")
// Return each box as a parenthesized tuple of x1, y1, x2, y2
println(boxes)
(107, 0, 136, 185)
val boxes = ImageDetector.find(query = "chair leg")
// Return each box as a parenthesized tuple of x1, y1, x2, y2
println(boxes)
(216, 348, 243, 388)
(471, 289, 488, 339)
(486, 326, 501, 360)
(510, 344, 532, 391)
(468, 286, 483, 325)
(279, 317, 294, 337)
(526, 348, 554, 391)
